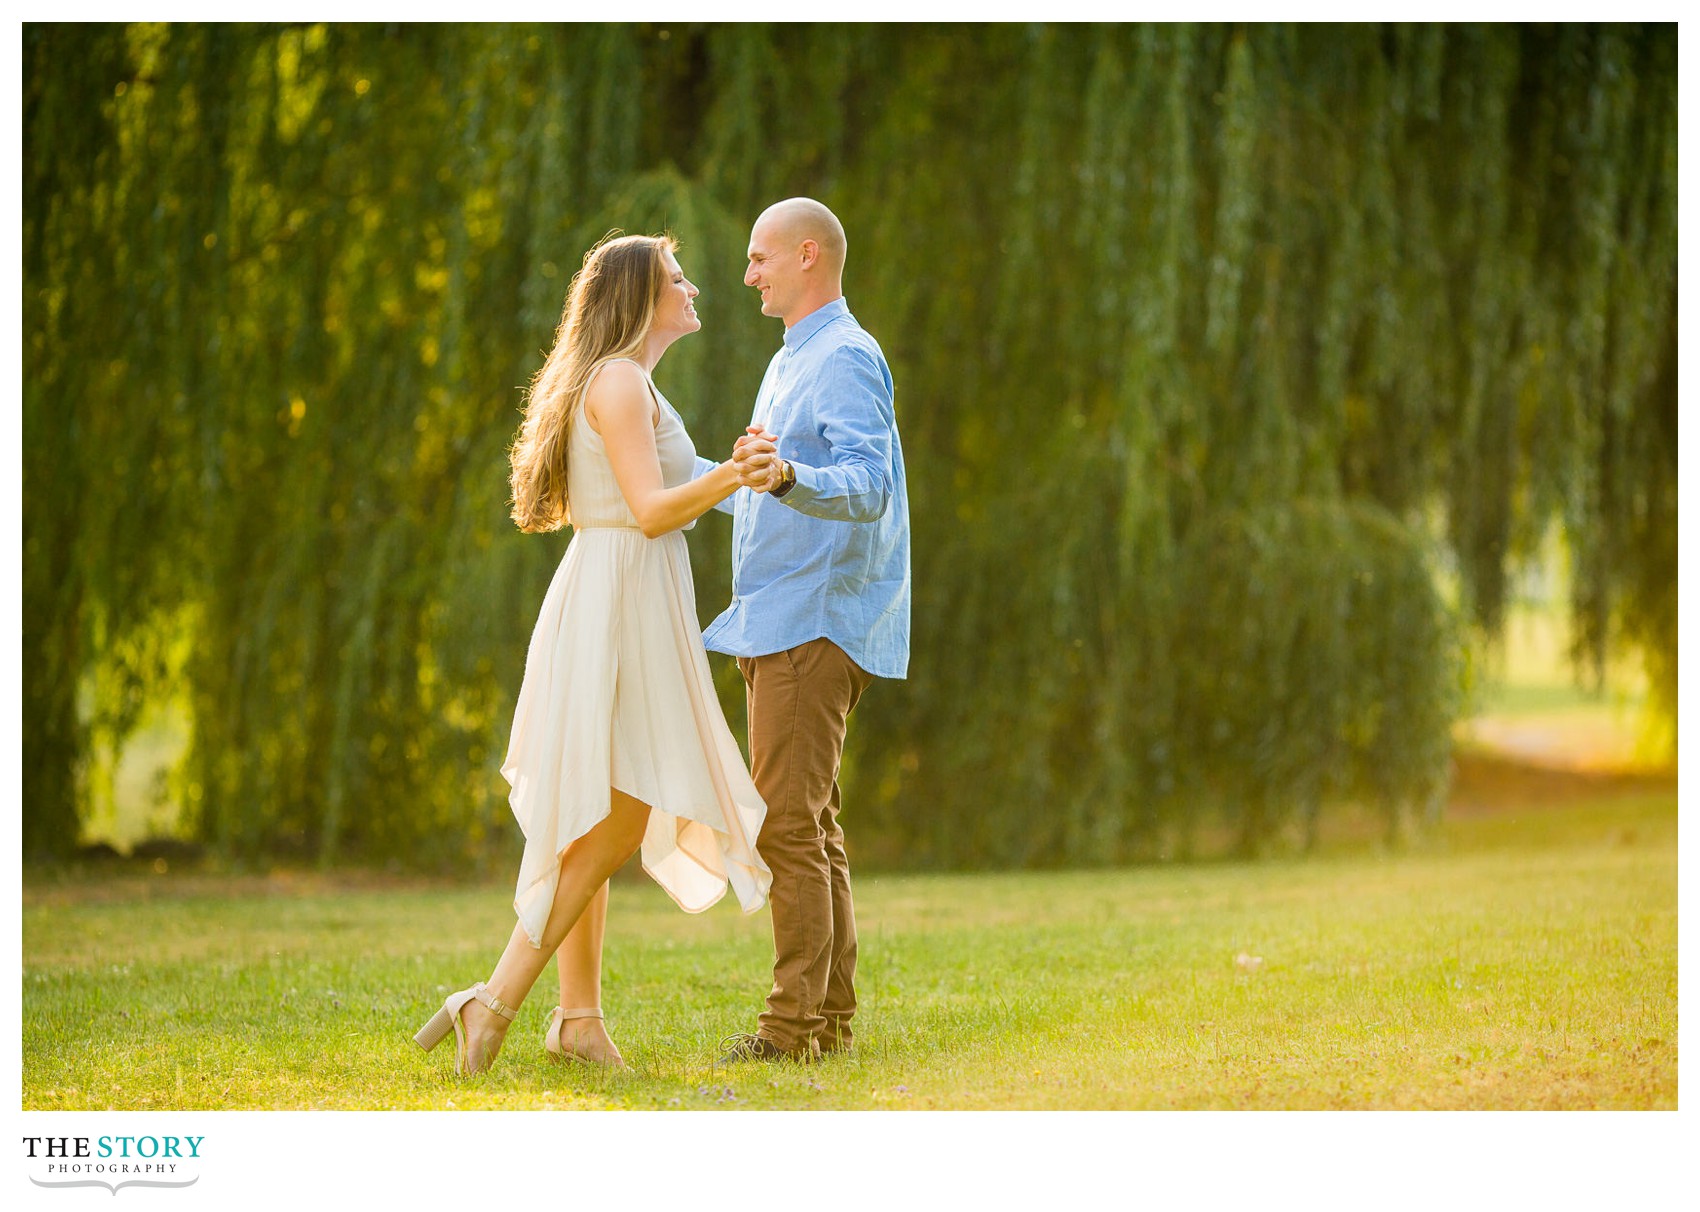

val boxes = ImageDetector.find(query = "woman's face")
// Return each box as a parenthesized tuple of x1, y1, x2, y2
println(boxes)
(652, 248, 701, 342)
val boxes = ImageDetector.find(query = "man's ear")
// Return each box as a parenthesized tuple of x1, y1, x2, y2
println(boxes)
(799, 239, 821, 271)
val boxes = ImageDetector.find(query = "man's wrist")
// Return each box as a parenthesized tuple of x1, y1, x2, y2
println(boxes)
(771, 459, 797, 499)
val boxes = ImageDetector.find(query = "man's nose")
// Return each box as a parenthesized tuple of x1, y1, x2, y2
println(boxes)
(744, 265, 758, 286)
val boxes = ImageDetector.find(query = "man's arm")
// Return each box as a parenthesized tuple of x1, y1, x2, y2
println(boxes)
(770, 346, 895, 523)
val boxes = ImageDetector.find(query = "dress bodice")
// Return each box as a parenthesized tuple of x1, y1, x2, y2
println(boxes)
(567, 359, 699, 531)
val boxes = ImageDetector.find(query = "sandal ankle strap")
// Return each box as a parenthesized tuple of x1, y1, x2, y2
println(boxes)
(555, 1006, 604, 1022)
(473, 982, 518, 1022)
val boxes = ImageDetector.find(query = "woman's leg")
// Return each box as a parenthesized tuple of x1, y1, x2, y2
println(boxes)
(557, 882, 609, 1010)
(458, 790, 649, 1071)
(552, 881, 626, 1064)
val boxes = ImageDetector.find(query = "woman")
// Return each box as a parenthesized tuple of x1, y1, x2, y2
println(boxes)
(413, 233, 770, 1075)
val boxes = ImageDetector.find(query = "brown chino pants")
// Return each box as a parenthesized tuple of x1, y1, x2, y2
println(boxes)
(738, 637, 875, 1056)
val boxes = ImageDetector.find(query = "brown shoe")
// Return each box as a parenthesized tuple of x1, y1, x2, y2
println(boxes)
(716, 1032, 818, 1064)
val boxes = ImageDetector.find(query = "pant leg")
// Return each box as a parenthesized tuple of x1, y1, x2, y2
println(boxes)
(739, 639, 871, 1054)
(819, 779, 858, 1050)
(819, 644, 873, 1049)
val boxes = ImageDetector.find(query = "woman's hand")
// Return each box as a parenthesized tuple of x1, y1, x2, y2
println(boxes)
(733, 425, 782, 493)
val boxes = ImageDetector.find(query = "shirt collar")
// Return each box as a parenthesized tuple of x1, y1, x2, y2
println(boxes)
(782, 297, 849, 351)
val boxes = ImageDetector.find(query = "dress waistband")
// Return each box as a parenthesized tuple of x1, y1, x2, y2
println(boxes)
(573, 522, 642, 531)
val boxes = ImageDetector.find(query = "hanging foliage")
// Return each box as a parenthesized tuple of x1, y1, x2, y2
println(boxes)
(23, 23, 1676, 866)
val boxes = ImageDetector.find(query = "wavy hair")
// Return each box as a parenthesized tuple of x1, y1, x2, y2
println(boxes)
(508, 232, 675, 532)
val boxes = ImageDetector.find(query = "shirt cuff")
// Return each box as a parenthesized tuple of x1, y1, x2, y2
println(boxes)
(779, 460, 819, 506)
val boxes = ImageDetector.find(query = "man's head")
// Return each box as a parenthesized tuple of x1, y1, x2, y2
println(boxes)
(744, 197, 847, 326)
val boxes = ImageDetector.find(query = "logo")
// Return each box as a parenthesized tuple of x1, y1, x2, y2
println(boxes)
(22, 1136, 203, 1196)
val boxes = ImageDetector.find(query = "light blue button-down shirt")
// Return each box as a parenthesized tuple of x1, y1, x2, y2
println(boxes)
(696, 297, 910, 680)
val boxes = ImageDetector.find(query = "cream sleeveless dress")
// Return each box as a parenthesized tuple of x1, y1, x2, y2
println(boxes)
(501, 359, 770, 946)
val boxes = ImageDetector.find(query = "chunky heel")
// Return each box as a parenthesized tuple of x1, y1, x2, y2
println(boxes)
(412, 982, 518, 1075)
(413, 1005, 455, 1052)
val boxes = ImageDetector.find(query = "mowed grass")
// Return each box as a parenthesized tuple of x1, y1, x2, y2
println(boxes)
(23, 782, 1674, 1111)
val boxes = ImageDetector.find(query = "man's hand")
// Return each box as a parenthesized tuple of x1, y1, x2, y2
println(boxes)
(733, 425, 783, 493)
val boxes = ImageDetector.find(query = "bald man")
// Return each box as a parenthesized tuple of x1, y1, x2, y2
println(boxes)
(698, 198, 910, 1063)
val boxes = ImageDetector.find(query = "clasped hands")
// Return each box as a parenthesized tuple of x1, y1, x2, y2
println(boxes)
(731, 425, 784, 493)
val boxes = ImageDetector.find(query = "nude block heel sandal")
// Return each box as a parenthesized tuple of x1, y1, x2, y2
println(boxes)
(414, 982, 517, 1075)
(544, 1006, 624, 1068)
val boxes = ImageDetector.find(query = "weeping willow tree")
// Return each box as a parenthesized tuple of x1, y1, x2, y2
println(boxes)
(23, 23, 1676, 866)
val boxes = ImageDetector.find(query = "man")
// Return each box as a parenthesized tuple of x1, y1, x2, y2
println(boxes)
(704, 197, 910, 1062)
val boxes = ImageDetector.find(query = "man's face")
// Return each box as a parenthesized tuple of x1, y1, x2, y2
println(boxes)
(744, 218, 803, 323)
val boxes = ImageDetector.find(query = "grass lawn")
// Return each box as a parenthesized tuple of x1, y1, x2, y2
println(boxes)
(22, 764, 1674, 1111)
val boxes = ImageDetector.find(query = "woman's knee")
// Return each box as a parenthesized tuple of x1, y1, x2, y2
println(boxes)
(607, 789, 651, 850)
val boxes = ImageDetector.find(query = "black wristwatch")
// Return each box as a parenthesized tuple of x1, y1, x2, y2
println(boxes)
(772, 460, 797, 499)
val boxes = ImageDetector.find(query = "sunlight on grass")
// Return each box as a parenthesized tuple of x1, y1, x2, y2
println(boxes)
(1460, 601, 1667, 772)
(24, 788, 1674, 1111)
(1474, 602, 1645, 715)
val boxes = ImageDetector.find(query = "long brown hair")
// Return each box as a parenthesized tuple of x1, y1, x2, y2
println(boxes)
(508, 232, 675, 532)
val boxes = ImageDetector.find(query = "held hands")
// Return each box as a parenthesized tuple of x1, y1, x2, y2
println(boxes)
(732, 425, 784, 494)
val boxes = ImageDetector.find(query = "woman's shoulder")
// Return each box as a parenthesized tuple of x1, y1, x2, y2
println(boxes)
(587, 356, 649, 390)
(583, 357, 658, 431)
